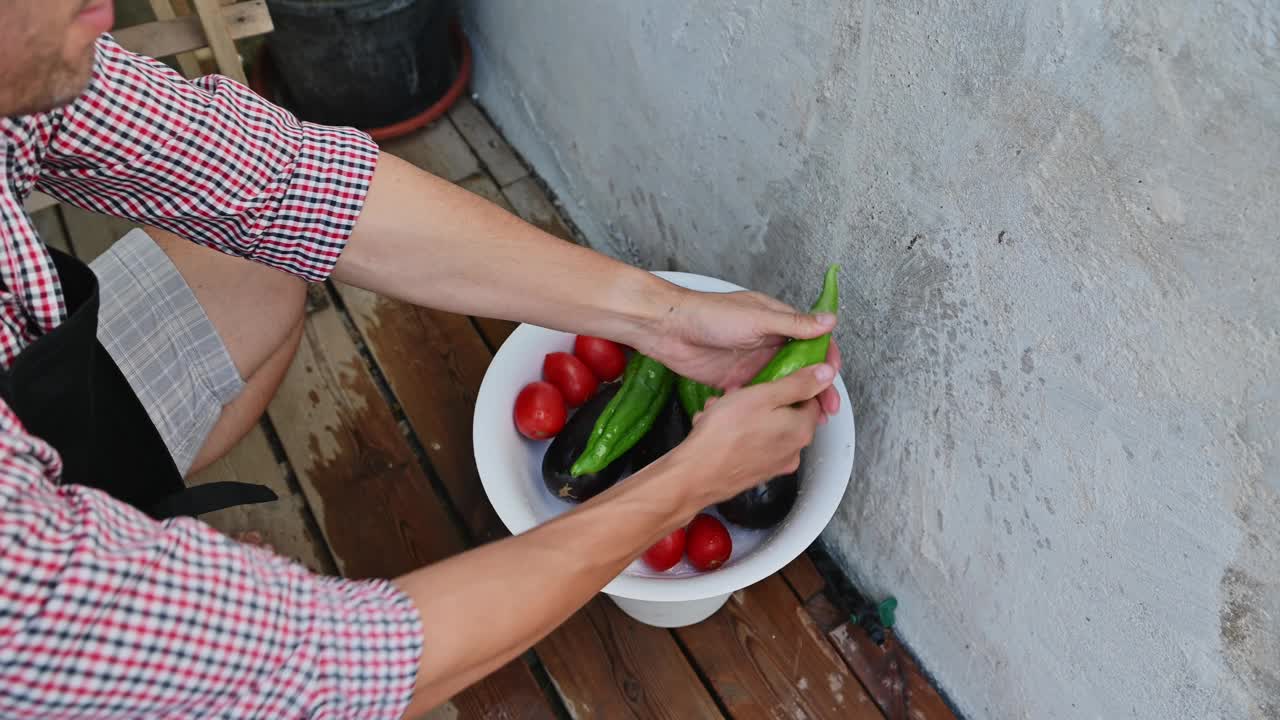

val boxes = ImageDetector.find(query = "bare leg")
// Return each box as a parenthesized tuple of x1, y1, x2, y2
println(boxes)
(140, 227, 307, 476)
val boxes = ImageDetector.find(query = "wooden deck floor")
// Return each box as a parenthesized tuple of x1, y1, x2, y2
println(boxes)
(30, 100, 953, 720)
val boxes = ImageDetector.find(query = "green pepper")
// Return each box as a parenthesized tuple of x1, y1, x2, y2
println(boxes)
(571, 352, 674, 477)
(748, 264, 840, 385)
(676, 376, 722, 419)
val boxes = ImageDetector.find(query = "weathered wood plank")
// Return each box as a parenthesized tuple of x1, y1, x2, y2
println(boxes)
(191, 0, 248, 83)
(333, 284, 506, 544)
(537, 597, 724, 720)
(676, 574, 883, 720)
(265, 296, 467, 577)
(59, 205, 140, 262)
(30, 206, 70, 254)
(266, 292, 556, 717)
(449, 98, 528, 187)
(781, 551, 828, 603)
(501, 177, 577, 244)
(188, 423, 336, 575)
(381, 120, 481, 183)
(828, 625, 956, 720)
(146, 0, 203, 77)
(115, 0, 272, 62)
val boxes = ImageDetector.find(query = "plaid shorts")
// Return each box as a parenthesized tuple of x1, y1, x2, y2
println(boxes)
(90, 229, 245, 475)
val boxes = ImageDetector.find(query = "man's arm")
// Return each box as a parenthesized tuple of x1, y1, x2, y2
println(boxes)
(334, 152, 679, 350)
(393, 364, 834, 715)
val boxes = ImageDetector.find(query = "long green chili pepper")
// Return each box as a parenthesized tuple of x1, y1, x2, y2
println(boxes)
(749, 264, 840, 385)
(676, 376, 722, 419)
(571, 353, 674, 476)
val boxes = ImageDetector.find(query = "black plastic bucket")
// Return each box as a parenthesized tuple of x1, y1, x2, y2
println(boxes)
(264, 0, 455, 129)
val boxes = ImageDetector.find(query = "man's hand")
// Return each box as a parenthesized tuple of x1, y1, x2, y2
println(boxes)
(669, 362, 836, 507)
(636, 287, 843, 418)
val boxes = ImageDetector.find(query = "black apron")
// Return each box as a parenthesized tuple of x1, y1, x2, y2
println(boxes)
(0, 246, 276, 519)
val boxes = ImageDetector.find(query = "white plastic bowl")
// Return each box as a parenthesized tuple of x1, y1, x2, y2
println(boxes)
(474, 271, 855, 627)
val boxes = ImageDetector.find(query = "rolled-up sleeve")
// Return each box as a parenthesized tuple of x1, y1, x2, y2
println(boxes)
(34, 35, 379, 282)
(0, 405, 422, 718)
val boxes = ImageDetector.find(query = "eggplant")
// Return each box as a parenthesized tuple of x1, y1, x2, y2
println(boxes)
(627, 393, 690, 473)
(542, 383, 630, 502)
(717, 466, 799, 529)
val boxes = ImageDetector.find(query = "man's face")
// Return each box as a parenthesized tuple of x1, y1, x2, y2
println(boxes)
(0, 0, 113, 117)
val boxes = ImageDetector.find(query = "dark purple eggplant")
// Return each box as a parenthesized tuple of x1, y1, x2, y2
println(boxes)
(542, 383, 632, 502)
(717, 466, 799, 529)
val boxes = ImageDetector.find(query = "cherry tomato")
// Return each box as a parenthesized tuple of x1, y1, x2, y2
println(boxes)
(514, 381, 567, 439)
(685, 514, 732, 571)
(573, 336, 627, 382)
(642, 527, 687, 572)
(542, 352, 599, 407)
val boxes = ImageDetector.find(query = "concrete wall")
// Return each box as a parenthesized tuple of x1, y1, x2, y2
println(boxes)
(461, 2, 1280, 718)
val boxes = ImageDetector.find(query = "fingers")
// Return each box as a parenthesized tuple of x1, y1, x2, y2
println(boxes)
(818, 343, 842, 416)
(760, 363, 835, 407)
(764, 309, 836, 341)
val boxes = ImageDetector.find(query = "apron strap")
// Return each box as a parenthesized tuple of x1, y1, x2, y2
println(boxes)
(149, 481, 279, 519)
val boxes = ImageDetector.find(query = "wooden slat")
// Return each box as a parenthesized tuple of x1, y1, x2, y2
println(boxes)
(381, 120, 481, 183)
(676, 575, 883, 720)
(538, 598, 724, 719)
(333, 284, 506, 544)
(30, 207, 70, 254)
(501, 177, 577, 244)
(115, 0, 272, 63)
(191, 0, 248, 84)
(265, 297, 467, 577)
(147, 0, 203, 77)
(781, 551, 828, 603)
(803, 590, 849, 635)
(266, 293, 556, 717)
(189, 423, 336, 575)
(449, 98, 529, 187)
(828, 625, 956, 720)
(60, 205, 140, 262)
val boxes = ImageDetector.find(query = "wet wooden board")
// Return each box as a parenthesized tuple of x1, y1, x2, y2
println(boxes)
(380, 119, 481, 183)
(676, 574, 882, 720)
(332, 284, 718, 719)
(501, 177, 578, 244)
(537, 597, 724, 720)
(265, 293, 466, 577)
(781, 552, 829, 603)
(266, 291, 557, 718)
(828, 625, 956, 720)
(449, 98, 529, 187)
(333, 283, 506, 544)
(189, 423, 336, 575)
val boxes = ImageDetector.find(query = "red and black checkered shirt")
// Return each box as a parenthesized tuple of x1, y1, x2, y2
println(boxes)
(0, 36, 421, 718)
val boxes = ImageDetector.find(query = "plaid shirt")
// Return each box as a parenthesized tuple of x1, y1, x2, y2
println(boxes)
(0, 37, 421, 718)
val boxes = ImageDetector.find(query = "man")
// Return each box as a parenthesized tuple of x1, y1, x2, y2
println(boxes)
(0, 1, 841, 717)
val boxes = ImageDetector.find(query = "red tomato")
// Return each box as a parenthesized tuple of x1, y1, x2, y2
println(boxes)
(573, 336, 627, 382)
(514, 382, 567, 439)
(685, 514, 732, 571)
(642, 527, 687, 572)
(542, 352, 599, 407)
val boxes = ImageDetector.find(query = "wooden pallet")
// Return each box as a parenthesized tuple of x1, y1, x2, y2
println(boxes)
(31, 97, 955, 720)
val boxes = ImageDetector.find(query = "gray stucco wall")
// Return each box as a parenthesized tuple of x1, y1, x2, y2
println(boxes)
(461, 2, 1279, 718)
